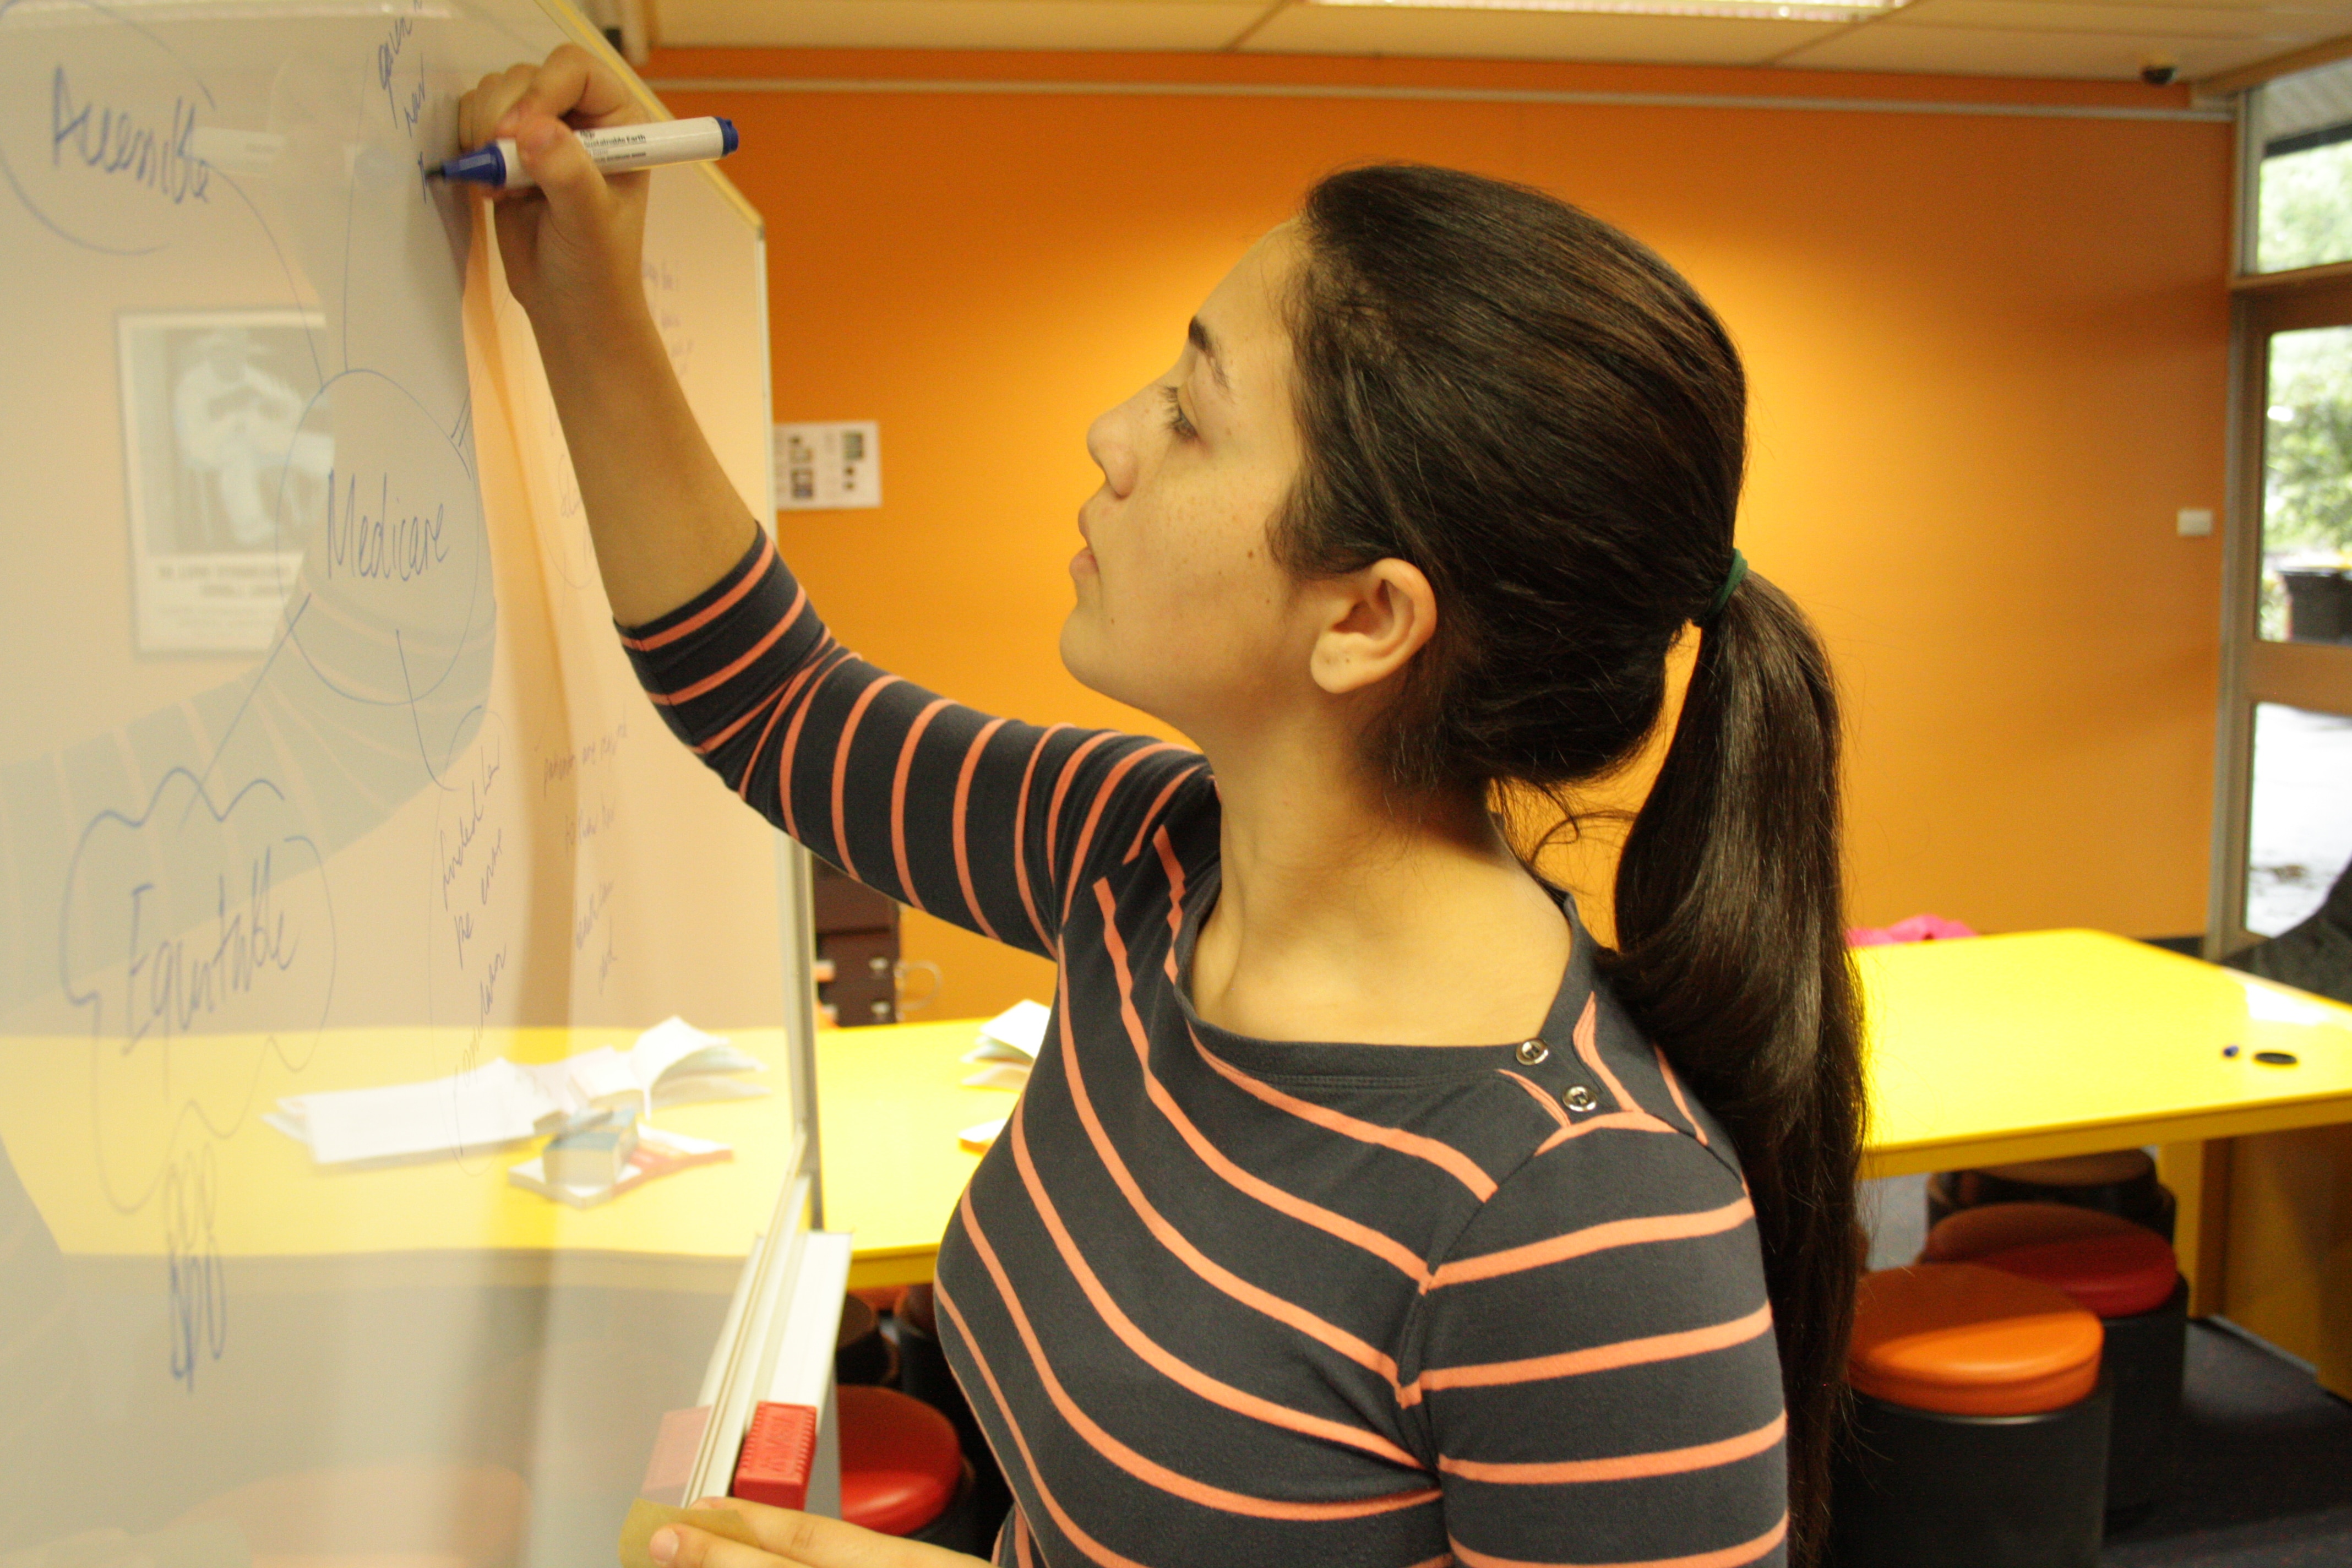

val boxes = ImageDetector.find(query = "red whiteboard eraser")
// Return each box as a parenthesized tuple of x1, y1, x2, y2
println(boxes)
(643, 1406, 711, 1505)
(733, 1400, 820, 1511)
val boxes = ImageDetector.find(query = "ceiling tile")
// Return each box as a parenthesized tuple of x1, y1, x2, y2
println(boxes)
(1774, 17, 2306, 72)
(654, 0, 1268, 52)
(1892, 0, 2347, 39)
(1242, 4, 1848, 64)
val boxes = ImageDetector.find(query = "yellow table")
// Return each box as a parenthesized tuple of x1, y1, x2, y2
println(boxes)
(820, 933, 2352, 1395)
(0, 1025, 806, 1292)
(814, 1019, 1006, 1289)
(1859, 929, 2352, 1174)
(18, 935, 2350, 1378)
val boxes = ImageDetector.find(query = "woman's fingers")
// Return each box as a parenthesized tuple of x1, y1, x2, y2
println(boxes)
(650, 1525, 797, 1568)
(459, 61, 539, 150)
(509, 113, 611, 219)
(494, 43, 645, 137)
(456, 43, 645, 177)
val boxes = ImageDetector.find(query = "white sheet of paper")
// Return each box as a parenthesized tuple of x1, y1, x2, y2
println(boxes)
(565, 1046, 645, 1110)
(630, 1015, 728, 1082)
(652, 1073, 770, 1107)
(974, 999, 1049, 1061)
(962, 1062, 1032, 1091)
(266, 1019, 760, 1164)
(291, 1058, 565, 1165)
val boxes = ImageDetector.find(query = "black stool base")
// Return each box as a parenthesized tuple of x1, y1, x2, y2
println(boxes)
(896, 1297, 1011, 1545)
(906, 1461, 983, 1553)
(1830, 1381, 2111, 1568)
(2103, 1276, 2187, 1523)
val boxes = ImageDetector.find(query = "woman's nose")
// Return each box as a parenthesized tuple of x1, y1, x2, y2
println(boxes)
(1087, 402, 1137, 499)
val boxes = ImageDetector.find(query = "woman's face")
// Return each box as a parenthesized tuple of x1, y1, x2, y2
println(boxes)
(1061, 225, 1315, 746)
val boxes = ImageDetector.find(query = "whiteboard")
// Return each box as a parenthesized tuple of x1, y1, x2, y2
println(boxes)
(0, 1, 813, 1561)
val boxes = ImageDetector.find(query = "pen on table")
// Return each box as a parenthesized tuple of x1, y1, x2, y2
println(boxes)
(429, 116, 738, 189)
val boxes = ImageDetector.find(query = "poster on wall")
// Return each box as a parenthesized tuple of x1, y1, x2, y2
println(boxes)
(118, 309, 324, 653)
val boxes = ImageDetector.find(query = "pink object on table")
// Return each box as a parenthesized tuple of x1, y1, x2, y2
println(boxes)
(1848, 914, 1978, 948)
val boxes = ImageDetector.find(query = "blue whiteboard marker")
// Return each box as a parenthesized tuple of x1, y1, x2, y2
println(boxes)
(431, 116, 738, 189)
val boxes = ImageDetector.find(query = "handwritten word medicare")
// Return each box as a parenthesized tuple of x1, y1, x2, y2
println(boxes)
(324, 468, 449, 582)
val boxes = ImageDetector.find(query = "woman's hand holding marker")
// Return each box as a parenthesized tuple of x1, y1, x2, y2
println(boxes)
(649, 1498, 986, 1568)
(456, 46, 651, 330)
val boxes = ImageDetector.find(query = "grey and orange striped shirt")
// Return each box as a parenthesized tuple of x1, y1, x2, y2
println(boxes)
(624, 534, 1789, 1568)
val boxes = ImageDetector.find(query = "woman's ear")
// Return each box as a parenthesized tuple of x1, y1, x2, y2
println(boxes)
(1308, 558, 1438, 696)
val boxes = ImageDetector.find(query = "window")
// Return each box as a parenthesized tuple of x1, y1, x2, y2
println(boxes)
(2245, 702, 2352, 936)
(2260, 325, 2352, 644)
(2251, 57, 2352, 274)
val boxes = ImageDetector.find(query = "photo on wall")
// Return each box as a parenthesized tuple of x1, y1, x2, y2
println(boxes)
(118, 309, 327, 654)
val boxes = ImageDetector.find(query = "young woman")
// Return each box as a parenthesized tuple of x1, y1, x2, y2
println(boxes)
(460, 51, 1863, 1568)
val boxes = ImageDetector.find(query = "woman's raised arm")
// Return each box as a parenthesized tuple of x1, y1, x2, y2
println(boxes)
(456, 46, 758, 624)
(458, 53, 1205, 954)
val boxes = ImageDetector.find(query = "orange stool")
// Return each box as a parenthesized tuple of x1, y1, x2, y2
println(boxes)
(1925, 1202, 2185, 1526)
(1831, 1264, 2110, 1568)
(838, 1384, 978, 1550)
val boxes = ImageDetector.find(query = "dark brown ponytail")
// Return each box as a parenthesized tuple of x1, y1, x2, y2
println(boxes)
(1280, 163, 1865, 1566)
(1606, 574, 1866, 1565)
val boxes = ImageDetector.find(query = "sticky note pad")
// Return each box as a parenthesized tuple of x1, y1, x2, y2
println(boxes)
(618, 1499, 760, 1568)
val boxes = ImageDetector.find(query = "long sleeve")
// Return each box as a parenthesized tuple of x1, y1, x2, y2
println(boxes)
(1403, 1129, 1790, 1568)
(619, 533, 1206, 962)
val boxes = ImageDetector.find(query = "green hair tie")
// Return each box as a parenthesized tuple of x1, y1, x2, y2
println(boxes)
(1702, 549, 1747, 623)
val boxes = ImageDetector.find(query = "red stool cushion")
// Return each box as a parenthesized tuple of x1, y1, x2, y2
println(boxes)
(1977, 1237, 2180, 1319)
(1850, 1263, 2104, 1417)
(1925, 1202, 2179, 1317)
(838, 1384, 962, 1537)
(1924, 1200, 2147, 1260)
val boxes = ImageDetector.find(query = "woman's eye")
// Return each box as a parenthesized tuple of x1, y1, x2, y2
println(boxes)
(1160, 384, 1197, 442)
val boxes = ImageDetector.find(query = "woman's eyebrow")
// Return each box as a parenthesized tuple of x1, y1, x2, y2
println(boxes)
(1188, 317, 1232, 394)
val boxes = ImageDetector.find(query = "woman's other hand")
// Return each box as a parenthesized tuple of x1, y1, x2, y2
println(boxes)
(651, 1497, 992, 1568)
(454, 45, 651, 329)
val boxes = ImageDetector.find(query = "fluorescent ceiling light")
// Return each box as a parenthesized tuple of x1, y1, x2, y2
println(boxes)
(1310, 0, 1894, 21)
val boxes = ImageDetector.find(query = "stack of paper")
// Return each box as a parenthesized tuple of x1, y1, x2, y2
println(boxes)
(267, 1057, 569, 1167)
(962, 999, 1049, 1090)
(535, 1016, 771, 1118)
(266, 1017, 765, 1167)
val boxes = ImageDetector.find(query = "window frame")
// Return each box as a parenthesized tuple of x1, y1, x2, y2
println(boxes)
(2211, 210, 2352, 955)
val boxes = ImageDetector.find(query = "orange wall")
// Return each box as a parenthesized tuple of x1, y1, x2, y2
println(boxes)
(651, 50, 2233, 1025)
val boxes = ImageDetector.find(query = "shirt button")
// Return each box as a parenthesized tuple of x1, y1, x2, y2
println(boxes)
(1563, 1086, 1598, 1113)
(1515, 1040, 1549, 1066)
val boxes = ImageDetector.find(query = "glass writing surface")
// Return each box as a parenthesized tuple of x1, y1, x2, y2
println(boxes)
(0, 4, 802, 1562)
